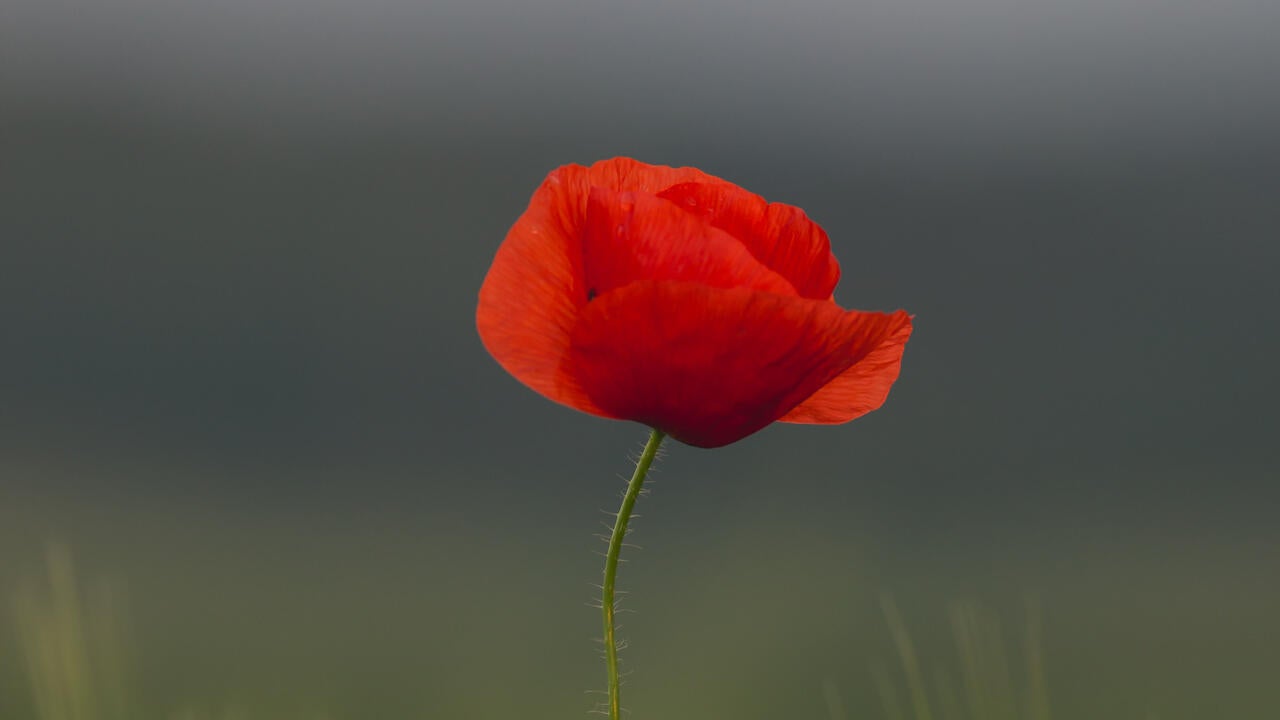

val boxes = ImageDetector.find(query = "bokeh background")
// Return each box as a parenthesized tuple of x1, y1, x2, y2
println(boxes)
(3, 0, 1278, 718)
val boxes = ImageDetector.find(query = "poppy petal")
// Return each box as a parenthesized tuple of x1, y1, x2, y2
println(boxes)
(582, 187, 797, 298)
(656, 181, 841, 299)
(476, 159, 743, 416)
(780, 318, 913, 424)
(475, 174, 602, 416)
(567, 281, 911, 448)
(577, 156, 724, 196)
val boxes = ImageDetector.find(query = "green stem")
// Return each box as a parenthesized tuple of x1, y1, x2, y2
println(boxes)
(602, 427, 666, 720)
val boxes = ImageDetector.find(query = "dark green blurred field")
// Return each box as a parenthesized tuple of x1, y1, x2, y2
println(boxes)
(3, 479, 1276, 719)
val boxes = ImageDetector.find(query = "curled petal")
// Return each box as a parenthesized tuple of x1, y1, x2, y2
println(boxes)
(657, 181, 840, 299)
(549, 159, 725, 237)
(567, 281, 912, 448)
(780, 318, 913, 424)
(583, 187, 797, 298)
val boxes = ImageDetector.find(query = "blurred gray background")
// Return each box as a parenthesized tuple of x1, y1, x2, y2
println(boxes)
(2, 1, 1278, 718)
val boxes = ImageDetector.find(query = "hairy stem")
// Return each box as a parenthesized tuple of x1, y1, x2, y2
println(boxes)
(602, 428, 665, 720)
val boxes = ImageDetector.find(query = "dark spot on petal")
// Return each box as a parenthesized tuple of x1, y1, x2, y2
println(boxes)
(587, 288, 598, 302)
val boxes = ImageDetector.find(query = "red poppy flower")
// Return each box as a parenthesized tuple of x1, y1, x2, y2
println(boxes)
(476, 157, 912, 448)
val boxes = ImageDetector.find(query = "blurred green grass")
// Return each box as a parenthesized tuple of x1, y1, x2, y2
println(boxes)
(12, 546, 130, 720)
(9, 546, 332, 720)
(4, 523, 1277, 719)
(14, 546, 1054, 720)
(864, 594, 1050, 720)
